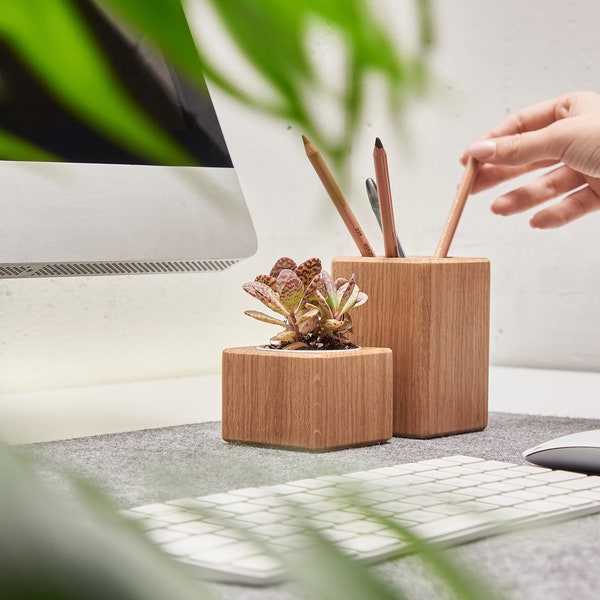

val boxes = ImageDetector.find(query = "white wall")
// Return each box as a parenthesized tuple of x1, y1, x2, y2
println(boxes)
(1, 0, 599, 393)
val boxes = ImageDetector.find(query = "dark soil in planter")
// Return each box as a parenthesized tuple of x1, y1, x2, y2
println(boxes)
(263, 338, 360, 351)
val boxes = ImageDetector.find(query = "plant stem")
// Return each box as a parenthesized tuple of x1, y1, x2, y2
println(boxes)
(287, 311, 302, 342)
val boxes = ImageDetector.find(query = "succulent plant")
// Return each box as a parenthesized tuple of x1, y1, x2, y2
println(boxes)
(243, 257, 368, 350)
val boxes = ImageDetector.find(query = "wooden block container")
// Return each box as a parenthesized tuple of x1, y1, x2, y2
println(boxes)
(331, 257, 490, 438)
(222, 346, 393, 451)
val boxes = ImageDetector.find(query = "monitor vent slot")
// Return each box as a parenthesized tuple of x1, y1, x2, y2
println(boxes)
(0, 260, 239, 278)
(0, 265, 31, 278)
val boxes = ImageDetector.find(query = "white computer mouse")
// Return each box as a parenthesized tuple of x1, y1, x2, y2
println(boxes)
(522, 429, 600, 474)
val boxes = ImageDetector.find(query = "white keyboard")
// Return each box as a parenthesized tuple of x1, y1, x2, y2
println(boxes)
(121, 455, 600, 585)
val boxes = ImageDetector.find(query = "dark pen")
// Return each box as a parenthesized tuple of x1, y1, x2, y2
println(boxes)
(365, 178, 405, 257)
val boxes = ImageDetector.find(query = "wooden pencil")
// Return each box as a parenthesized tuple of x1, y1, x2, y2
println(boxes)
(373, 137, 400, 258)
(302, 135, 375, 257)
(434, 155, 480, 258)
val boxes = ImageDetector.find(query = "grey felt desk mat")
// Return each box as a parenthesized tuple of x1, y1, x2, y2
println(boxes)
(17, 412, 600, 600)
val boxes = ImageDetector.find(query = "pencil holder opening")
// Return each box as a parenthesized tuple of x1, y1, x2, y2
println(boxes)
(331, 256, 490, 438)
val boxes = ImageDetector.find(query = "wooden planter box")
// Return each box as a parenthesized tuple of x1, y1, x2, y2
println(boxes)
(222, 346, 393, 451)
(332, 257, 490, 439)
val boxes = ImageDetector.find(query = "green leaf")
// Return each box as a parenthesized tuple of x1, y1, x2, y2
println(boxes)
(364, 509, 505, 600)
(1, 0, 194, 165)
(99, 0, 206, 88)
(0, 0, 434, 166)
(284, 528, 405, 600)
(0, 130, 58, 161)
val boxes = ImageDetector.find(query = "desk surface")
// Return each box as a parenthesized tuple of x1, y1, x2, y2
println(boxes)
(18, 411, 600, 600)
(3, 365, 600, 445)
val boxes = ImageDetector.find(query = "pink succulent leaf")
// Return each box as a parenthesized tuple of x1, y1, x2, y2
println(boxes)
(242, 281, 289, 317)
(353, 291, 368, 307)
(337, 277, 358, 316)
(314, 289, 333, 319)
(272, 329, 298, 342)
(323, 318, 345, 331)
(255, 274, 277, 290)
(298, 306, 319, 322)
(299, 274, 320, 306)
(283, 341, 311, 350)
(340, 314, 353, 332)
(334, 277, 348, 289)
(276, 269, 305, 310)
(244, 310, 287, 327)
(319, 270, 338, 311)
(294, 257, 322, 288)
(298, 311, 319, 335)
(270, 257, 297, 278)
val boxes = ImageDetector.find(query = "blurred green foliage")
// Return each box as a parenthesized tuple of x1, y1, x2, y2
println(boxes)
(0, 0, 434, 165)
(1, 444, 502, 600)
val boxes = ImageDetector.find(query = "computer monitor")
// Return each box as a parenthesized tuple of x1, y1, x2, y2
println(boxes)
(0, 1, 256, 279)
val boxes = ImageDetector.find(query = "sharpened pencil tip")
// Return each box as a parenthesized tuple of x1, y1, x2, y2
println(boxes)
(375, 137, 383, 149)
(302, 134, 310, 145)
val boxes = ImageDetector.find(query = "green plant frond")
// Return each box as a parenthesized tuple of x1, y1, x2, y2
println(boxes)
(363, 508, 505, 600)
(0, 446, 211, 600)
(0, 129, 58, 161)
(244, 310, 287, 327)
(199, 0, 432, 161)
(1, 0, 434, 166)
(1, 0, 195, 165)
(284, 527, 405, 600)
(99, 0, 206, 89)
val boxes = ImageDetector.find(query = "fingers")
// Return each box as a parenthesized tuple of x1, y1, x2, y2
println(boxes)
(469, 160, 558, 194)
(491, 165, 586, 216)
(530, 185, 600, 228)
(486, 95, 566, 138)
(460, 96, 566, 164)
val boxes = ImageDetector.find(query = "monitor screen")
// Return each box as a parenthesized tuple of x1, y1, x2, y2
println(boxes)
(0, 0, 256, 278)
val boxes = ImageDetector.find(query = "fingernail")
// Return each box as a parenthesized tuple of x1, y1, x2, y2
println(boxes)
(467, 139, 496, 160)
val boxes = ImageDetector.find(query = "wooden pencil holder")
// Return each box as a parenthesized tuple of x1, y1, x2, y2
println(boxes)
(222, 346, 393, 451)
(331, 257, 490, 438)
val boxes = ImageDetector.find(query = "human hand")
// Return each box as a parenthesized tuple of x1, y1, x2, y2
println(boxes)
(463, 91, 600, 228)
